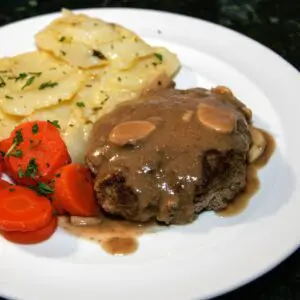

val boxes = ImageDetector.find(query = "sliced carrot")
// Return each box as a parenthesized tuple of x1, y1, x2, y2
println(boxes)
(51, 198, 66, 216)
(0, 186, 53, 232)
(0, 137, 11, 155)
(0, 155, 3, 175)
(4, 121, 71, 186)
(0, 179, 12, 190)
(0, 138, 10, 173)
(51, 164, 98, 217)
(2, 216, 57, 245)
(50, 183, 66, 216)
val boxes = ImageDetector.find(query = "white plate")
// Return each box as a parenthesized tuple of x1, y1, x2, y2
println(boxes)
(0, 8, 299, 300)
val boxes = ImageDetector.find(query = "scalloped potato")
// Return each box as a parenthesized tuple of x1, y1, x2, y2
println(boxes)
(0, 10, 180, 162)
(35, 10, 153, 70)
(0, 51, 86, 116)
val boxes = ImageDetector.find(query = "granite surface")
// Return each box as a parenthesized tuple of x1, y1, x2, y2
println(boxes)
(0, 0, 299, 299)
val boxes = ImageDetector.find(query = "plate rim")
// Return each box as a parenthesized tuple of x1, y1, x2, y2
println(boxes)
(0, 7, 299, 300)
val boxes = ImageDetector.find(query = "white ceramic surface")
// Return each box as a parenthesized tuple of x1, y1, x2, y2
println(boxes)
(0, 8, 299, 300)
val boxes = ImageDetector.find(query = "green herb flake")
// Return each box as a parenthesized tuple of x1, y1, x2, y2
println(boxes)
(36, 182, 54, 196)
(5, 95, 13, 100)
(0, 70, 8, 74)
(76, 102, 85, 108)
(13, 129, 23, 146)
(60, 50, 66, 56)
(59, 36, 66, 42)
(15, 72, 27, 81)
(11, 149, 23, 158)
(26, 158, 38, 178)
(154, 53, 163, 63)
(0, 76, 6, 88)
(9, 187, 15, 192)
(32, 123, 39, 134)
(22, 76, 35, 90)
(18, 167, 25, 178)
(47, 120, 61, 129)
(39, 81, 58, 90)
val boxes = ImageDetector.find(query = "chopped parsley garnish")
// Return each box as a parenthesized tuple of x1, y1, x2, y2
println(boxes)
(59, 36, 66, 42)
(39, 81, 58, 90)
(15, 72, 27, 81)
(22, 76, 35, 90)
(117, 77, 122, 82)
(47, 120, 61, 129)
(18, 167, 25, 178)
(11, 149, 23, 158)
(5, 95, 13, 100)
(26, 158, 38, 178)
(55, 173, 61, 178)
(92, 49, 107, 60)
(76, 102, 85, 108)
(13, 129, 23, 146)
(9, 188, 15, 192)
(60, 50, 66, 56)
(32, 123, 39, 134)
(0, 76, 6, 88)
(154, 53, 163, 62)
(36, 182, 54, 196)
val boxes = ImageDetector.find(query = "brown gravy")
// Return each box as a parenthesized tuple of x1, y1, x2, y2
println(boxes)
(59, 120, 275, 255)
(58, 216, 152, 255)
(218, 129, 275, 217)
(59, 129, 275, 255)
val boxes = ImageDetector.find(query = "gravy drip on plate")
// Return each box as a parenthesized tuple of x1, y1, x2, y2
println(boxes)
(58, 215, 152, 255)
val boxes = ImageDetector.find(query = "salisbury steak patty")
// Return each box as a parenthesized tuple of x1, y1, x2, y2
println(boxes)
(86, 87, 252, 224)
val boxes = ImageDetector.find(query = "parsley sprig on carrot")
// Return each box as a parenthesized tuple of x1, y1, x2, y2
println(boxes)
(4, 121, 71, 185)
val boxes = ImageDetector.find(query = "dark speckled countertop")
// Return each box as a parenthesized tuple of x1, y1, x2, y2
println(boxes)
(0, 1, 299, 300)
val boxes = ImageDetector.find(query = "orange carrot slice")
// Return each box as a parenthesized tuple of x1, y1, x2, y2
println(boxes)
(2, 216, 57, 244)
(0, 185, 53, 232)
(50, 164, 98, 217)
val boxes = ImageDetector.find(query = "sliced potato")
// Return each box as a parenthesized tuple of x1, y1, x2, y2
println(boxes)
(0, 51, 86, 116)
(24, 101, 72, 131)
(0, 108, 21, 140)
(35, 10, 153, 69)
(153, 47, 181, 78)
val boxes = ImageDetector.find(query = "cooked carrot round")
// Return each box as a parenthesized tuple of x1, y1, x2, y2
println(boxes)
(51, 164, 98, 217)
(0, 138, 10, 174)
(0, 186, 53, 232)
(2, 216, 57, 244)
(4, 121, 71, 186)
